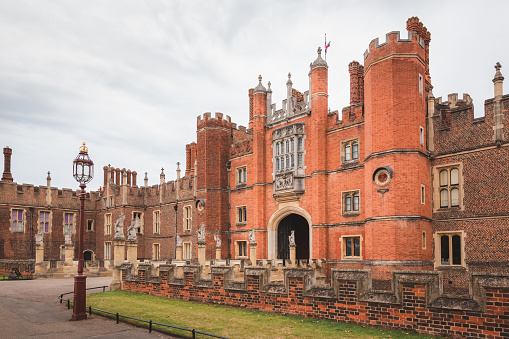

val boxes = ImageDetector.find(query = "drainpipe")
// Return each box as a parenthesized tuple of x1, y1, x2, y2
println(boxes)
(174, 204, 178, 259)
(226, 161, 232, 259)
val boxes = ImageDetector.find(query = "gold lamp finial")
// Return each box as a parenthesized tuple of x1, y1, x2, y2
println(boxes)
(80, 142, 88, 153)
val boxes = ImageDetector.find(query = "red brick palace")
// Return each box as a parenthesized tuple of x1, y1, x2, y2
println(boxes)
(1, 17, 508, 292)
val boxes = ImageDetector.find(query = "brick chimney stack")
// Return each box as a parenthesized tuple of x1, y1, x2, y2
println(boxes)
(2, 147, 13, 182)
(348, 61, 364, 105)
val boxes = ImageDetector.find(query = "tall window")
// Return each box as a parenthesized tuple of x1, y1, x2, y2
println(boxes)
(237, 206, 247, 224)
(40, 211, 50, 233)
(237, 241, 247, 257)
(64, 213, 74, 233)
(87, 219, 94, 231)
(237, 166, 247, 185)
(183, 206, 192, 231)
(343, 191, 360, 214)
(183, 242, 192, 260)
(105, 213, 112, 235)
(342, 236, 361, 258)
(153, 243, 160, 260)
(273, 123, 305, 175)
(439, 167, 460, 208)
(419, 126, 424, 146)
(133, 212, 143, 233)
(438, 233, 463, 266)
(104, 242, 112, 260)
(153, 210, 160, 234)
(12, 209, 24, 232)
(342, 139, 359, 163)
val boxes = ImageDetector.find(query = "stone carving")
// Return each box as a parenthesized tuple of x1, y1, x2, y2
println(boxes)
(249, 228, 256, 245)
(197, 223, 205, 243)
(114, 213, 125, 239)
(214, 234, 221, 248)
(64, 233, 72, 245)
(176, 234, 182, 247)
(127, 217, 139, 241)
(275, 174, 293, 191)
(289, 230, 295, 246)
(35, 231, 43, 246)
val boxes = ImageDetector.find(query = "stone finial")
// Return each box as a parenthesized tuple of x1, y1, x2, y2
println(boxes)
(310, 46, 328, 70)
(286, 72, 293, 86)
(253, 75, 267, 94)
(144, 172, 148, 188)
(493, 62, 504, 97)
(176, 162, 181, 180)
(267, 81, 272, 92)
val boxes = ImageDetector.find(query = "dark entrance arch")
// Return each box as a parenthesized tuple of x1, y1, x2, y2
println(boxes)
(84, 251, 93, 261)
(277, 214, 309, 260)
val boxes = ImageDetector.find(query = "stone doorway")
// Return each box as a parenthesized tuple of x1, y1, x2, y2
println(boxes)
(84, 251, 93, 261)
(277, 214, 309, 260)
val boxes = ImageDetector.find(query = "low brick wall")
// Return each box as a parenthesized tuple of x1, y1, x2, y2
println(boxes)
(0, 259, 34, 275)
(120, 264, 509, 338)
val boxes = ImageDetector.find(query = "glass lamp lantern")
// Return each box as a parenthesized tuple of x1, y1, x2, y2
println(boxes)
(73, 142, 94, 184)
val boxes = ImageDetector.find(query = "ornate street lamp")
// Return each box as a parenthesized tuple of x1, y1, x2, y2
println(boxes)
(72, 142, 94, 321)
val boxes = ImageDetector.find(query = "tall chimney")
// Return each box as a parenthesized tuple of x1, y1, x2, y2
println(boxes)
(2, 147, 13, 182)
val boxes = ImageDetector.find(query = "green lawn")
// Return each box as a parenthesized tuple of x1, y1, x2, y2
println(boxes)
(86, 291, 443, 339)
(0, 274, 32, 280)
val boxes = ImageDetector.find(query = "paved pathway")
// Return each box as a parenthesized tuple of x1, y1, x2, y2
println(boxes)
(0, 276, 178, 338)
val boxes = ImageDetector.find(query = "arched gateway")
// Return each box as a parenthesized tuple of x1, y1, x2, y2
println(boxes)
(267, 207, 312, 260)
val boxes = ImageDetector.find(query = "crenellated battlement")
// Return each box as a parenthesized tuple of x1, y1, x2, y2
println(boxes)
(436, 93, 473, 109)
(197, 112, 232, 130)
(364, 30, 424, 61)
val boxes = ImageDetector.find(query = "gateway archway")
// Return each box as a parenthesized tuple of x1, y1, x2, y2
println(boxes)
(277, 214, 309, 260)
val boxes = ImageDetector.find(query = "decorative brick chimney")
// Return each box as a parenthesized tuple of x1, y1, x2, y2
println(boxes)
(2, 147, 13, 182)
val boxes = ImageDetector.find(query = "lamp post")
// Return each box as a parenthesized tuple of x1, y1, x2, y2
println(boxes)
(72, 142, 94, 321)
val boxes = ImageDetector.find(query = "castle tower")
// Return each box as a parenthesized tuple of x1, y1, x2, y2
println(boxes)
(196, 112, 231, 259)
(308, 47, 329, 258)
(363, 18, 433, 273)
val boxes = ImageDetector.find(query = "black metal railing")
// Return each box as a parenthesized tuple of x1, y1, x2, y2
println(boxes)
(58, 286, 228, 339)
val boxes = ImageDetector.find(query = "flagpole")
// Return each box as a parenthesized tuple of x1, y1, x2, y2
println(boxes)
(325, 33, 327, 61)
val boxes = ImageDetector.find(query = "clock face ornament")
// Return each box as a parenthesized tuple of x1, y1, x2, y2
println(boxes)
(374, 168, 391, 187)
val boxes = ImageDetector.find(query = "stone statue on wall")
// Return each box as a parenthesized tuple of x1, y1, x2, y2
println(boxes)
(197, 223, 205, 243)
(35, 231, 43, 246)
(127, 217, 139, 241)
(64, 233, 72, 245)
(249, 228, 256, 245)
(289, 230, 295, 246)
(114, 213, 125, 239)
(214, 234, 221, 248)
(176, 234, 182, 247)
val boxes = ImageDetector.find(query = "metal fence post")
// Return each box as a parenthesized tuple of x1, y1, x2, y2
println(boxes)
(149, 320, 152, 333)
(116, 313, 119, 324)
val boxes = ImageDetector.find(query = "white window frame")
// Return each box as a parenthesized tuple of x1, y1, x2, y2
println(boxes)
(419, 126, 424, 146)
(340, 235, 363, 260)
(236, 240, 248, 258)
(236, 206, 247, 224)
(236, 166, 247, 185)
(153, 210, 160, 234)
(433, 163, 463, 212)
(105, 213, 112, 235)
(104, 241, 112, 260)
(39, 210, 52, 233)
(153, 243, 160, 260)
(10, 208, 25, 233)
(63, 212, 76, 234)
(183, 205, 192, 231)
(434, 231, 466, 268)
(183, 242, 192, 260)
(86, 219, 94, 232)
(342, 190, 361, 215)
(341, 138, 360, 164)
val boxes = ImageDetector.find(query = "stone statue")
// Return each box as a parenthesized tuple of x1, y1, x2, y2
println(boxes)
(249, 228, 256, 245)
(197, 223, 205, 243)
(64, 233, 72, 245)
(114, 213, 125, 239)
(35, 231, 43, 246)
(176, 234, 182, 247)
(289, 230, 295, 246)
(214, 234, 221, 248)
(127, 217, 139, 241)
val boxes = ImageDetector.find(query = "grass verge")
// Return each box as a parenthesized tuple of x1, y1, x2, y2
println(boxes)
(86, 290, 443, 339)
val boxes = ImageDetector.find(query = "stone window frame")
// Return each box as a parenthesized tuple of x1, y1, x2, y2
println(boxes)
(341, 138, 360, 164)
(340, 235, 363, 260)
(342, 190, 361, 216)
(10, 208, 26, 233)
(153, 243, 160, 260)
(153, 210, 160, 234)
(419, 73, 423, 94)
(422, 231, 427, 250)
(63, 212, 76, 235)
(86, 219, 94, 232)
(236, 205, 247, 225)
(433, 163, 464, 212)
(434, 231, 466, 268)
(109, 196, 114, 207)
(419, 126, 424, 146)
(421, 184, 425, 205)
(38, 210, 52, 233)
(272, 123, 305, 179)
(235, 240, 248, 258)
(183, 205, 192, 232)
(183, 242, 192, 260)
(104, 213, 112, 235)
(133, 211, 144, 234)
(236, 166, 247, 186)
(104, 241, 112, 260)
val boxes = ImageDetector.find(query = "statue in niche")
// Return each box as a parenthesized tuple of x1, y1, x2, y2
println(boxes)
(249, 228, 256, 245)
(114, 213, 125, 239)
(176, 234, 182, 247)
(35, 231, 43, 246)
(289, 230, 295, 246)
(214, 234, 221, 248)
(127, 217, 139, 241)
(197, 223, 205, 243)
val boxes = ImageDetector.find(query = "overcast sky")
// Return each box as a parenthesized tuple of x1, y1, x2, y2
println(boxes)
(1, 1, 507, 191)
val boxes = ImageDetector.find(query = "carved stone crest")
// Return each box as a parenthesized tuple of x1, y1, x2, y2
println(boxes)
(275, 174, 293, 191)
(197, 223, 206, 243)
